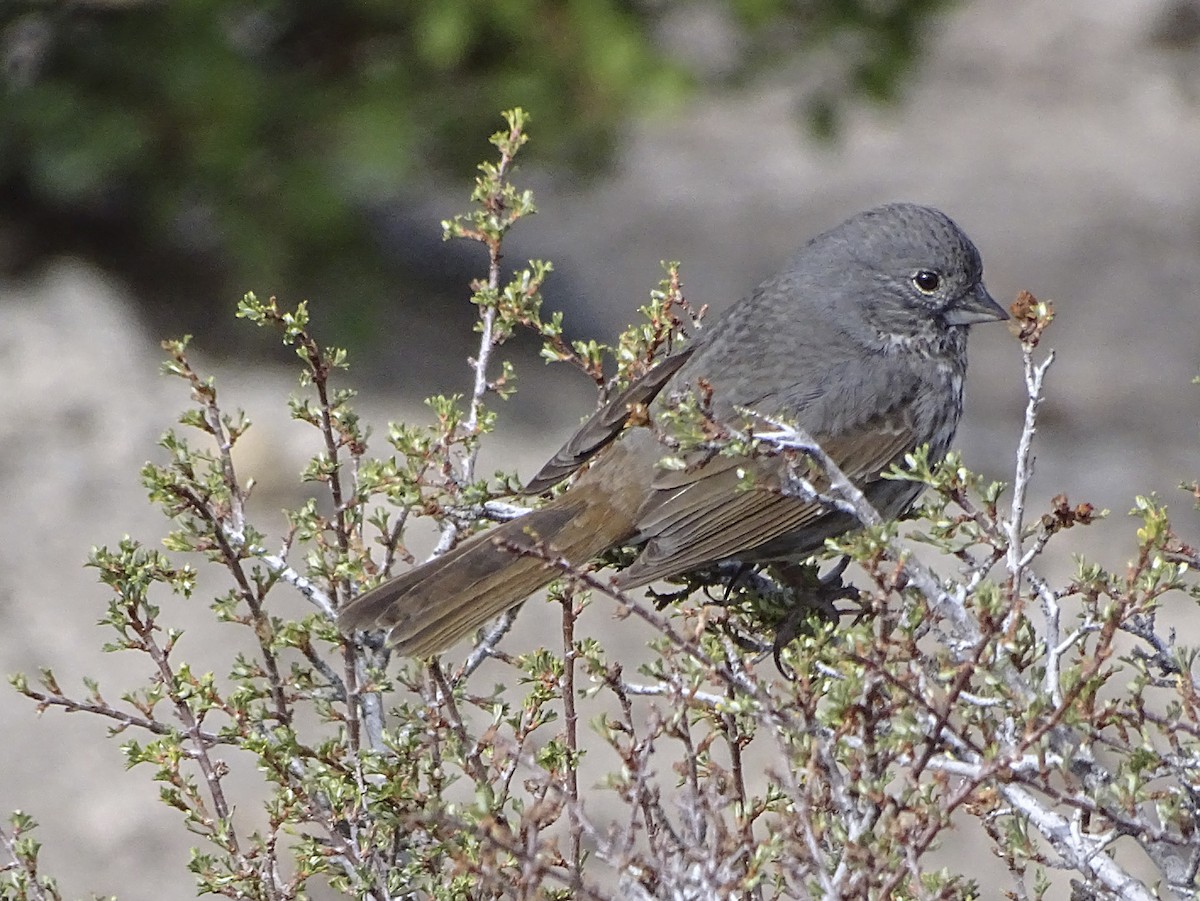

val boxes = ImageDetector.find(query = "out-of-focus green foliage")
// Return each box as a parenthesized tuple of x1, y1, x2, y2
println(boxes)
(0, 0, 956, 332)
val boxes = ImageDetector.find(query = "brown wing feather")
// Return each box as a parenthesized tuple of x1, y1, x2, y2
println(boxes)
(525, 346, 696, 493)
(619, 475, 813, 585)
(338, 484, 636, 657)
(615, 403, 920, 586)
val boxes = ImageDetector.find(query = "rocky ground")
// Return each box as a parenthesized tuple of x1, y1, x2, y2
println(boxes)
(2, 0, 1198, 896)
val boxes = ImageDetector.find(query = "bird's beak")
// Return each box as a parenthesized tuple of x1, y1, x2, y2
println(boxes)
(942, 282, 1009, 326)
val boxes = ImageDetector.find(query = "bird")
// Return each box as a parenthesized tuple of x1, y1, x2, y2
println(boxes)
(338, 203, 1008, 657)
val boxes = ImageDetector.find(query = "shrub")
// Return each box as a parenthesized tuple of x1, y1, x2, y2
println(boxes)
(5, 110, 1198, 901)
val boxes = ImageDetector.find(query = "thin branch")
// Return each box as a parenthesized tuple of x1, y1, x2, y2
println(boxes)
(1000, 783, 1157, 901)
(482, 499, 532, 521)
(18, 687, 223, 744)
(560, 589, 584, 875)
(749, 414, 982, 646)
(454, 605, 522, 682)
(1005, 349, 1055, 598)
(462, 118, 523, 485)
(249, 542, 336, 618)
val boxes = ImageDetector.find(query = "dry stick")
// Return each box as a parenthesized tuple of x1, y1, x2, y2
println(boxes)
(712, 638, 765, 901)
(1005, 347, 1054, 599)
(559, 590, 584, 877)
(669, 708, 703, 843)
(490, 708, 529, 807)
(350, 137, 528, 753)
(1005, 348, 1062, 703)
(786, 735, 840, 897)
(619, 682, 727, 707)
(251, 542, 336, 618)
(299, 329, 354, 570)
(875, 728, 1016, 898)
(455, 606, 523, 682)
(1002, 762, 1195, 852)
(948, 363, 1076, 711)
(464, 814, 612, 901)
(713, 636, 841, 894)
(488, 668, 754, 898)
(1000, 349, 1191, 899)
(289, 340, 393, 759)
(1003, 783, 1157, 901)
(461, 119, 525, 486)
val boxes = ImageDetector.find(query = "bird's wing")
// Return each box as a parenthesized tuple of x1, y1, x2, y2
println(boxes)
(615, 401, 919, 587)
(524, 346, 696, 493)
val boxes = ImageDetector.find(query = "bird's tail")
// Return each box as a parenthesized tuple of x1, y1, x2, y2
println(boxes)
(337, 486, 633, 657)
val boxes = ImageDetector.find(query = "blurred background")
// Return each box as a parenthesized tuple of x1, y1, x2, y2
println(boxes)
(2, 0, 1199, 897)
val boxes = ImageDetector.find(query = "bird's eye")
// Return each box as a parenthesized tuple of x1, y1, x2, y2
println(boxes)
(912, 270, 941, 294)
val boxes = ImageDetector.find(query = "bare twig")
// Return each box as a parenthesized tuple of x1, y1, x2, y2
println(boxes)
(560, 588, 584, 875)
(17, 686, 223, 744)
(1005, 348, 1055, 598)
